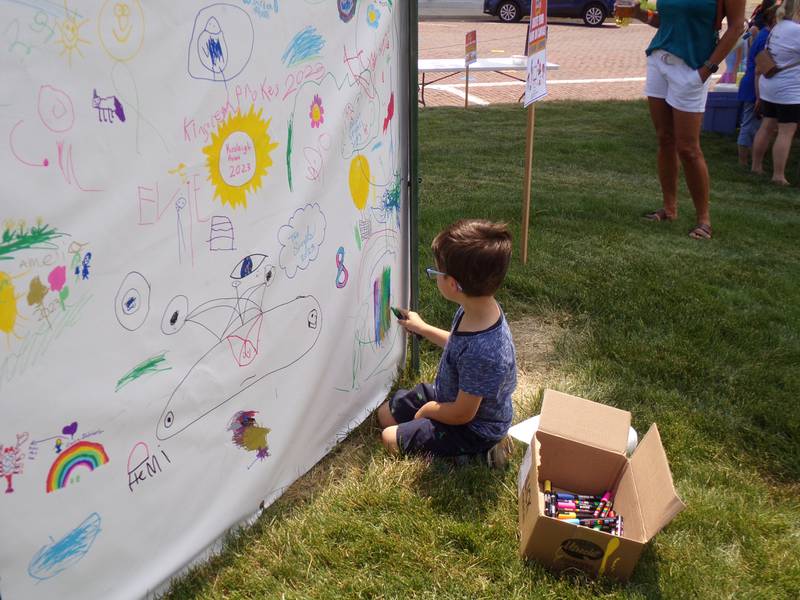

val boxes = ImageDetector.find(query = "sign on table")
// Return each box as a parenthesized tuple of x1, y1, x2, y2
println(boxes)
(525, 0, 548, 106)
(465, 30, 477, 65)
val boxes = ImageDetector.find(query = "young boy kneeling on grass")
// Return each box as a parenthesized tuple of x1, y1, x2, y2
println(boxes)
(378, 219, 517, 468)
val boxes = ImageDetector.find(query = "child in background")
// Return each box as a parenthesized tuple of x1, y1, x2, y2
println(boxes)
(378, 219, 517, 468)
(737, 0, 777, 167)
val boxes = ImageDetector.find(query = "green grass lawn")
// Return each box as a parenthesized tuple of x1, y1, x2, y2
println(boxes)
(165, 102, 800, 599)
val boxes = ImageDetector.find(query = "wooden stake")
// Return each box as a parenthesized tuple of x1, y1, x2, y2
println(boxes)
(464, 64, 470, 108)
(520, 104, 535, 264)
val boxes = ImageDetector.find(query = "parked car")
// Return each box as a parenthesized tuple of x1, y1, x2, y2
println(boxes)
(418, 0, 488, 20)
(483, 0, 616, 27)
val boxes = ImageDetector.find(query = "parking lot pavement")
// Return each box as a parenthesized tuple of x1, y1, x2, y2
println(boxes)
(419, 19, 656, 107)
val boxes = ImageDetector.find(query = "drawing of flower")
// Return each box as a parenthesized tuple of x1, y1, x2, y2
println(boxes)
(367, 4, 381, 28)
(309, 94, 324, 128)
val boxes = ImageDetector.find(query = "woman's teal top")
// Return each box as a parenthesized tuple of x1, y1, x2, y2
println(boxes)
(646, 0, 718, 69)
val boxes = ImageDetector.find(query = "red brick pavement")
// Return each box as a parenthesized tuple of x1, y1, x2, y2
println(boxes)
(419, 19, 712, 106)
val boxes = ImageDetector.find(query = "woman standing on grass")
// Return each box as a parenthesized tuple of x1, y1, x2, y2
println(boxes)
(751, 0, 800, 185)
(634, 0, 746, 240)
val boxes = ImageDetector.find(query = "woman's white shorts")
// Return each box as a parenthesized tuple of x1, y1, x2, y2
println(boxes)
(645, 49, 711, 113)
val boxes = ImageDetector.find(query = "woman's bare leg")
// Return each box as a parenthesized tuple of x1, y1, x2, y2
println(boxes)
(771, 122, 798, 185)
(673, 108, 710, 226)
(752, 117, 778, 174)
(648, 97, 679, 219)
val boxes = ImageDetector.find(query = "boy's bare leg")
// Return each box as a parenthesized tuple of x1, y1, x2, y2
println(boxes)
(381, 426, 400, 454)
(377, 401, 398, 428)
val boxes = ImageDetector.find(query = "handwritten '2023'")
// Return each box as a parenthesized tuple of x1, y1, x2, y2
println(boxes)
(229, 162, 252, 179)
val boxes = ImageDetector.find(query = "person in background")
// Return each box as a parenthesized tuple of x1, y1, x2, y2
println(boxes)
(751, 0, 800, 185)
(378, 220, 517, 469)
(737, 0, 777, 167)
(635, 0, 746, 240)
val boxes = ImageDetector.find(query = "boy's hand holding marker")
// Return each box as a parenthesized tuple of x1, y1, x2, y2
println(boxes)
(391, 307, 449, 347)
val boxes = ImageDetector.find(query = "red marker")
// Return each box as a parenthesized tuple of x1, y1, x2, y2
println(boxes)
(593, 490, 612, 518)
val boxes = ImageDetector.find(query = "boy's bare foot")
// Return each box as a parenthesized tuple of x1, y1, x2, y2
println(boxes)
(486, 436, 514, 469)
(772, 178, 790, 186)
(751, 168, 765, 175)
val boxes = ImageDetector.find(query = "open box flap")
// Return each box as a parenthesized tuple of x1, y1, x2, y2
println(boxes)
(538, 389, 631, 455)
(630, 424, 686, 540)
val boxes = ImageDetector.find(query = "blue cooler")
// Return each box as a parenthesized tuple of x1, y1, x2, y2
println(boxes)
(702, 84, 740, 135)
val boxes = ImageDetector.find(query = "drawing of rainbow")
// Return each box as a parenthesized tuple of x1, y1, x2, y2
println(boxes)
(46, 441, 110, 493)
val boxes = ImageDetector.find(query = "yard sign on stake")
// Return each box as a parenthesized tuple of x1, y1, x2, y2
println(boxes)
(521, 0, 548, 264)
(465, 30, 477, 107)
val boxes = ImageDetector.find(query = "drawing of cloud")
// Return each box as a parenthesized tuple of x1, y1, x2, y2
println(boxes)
(277, 203, 326, 279)
(281, 26, 325, 67)
(28, 512, 102, 581)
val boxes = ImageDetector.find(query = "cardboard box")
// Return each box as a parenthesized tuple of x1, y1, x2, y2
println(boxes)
(518, 390, 685, 581)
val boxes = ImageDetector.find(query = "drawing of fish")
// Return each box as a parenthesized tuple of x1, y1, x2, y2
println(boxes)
(156, 295, 321, 440)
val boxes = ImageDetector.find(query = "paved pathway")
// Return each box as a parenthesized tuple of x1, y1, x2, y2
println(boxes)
(419, 19, 673, 106)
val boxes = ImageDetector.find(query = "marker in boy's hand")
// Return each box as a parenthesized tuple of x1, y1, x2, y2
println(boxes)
(391, 307, 407, 320)
(392, 308, 429, 338)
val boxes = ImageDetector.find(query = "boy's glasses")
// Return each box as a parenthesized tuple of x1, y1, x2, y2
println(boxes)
(425, 267, 447, 279)
(425, 267, 462, 291)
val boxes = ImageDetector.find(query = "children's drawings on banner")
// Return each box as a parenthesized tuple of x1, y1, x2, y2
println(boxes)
(54, 1, 91, 67)
(0, 222, 93, 391)
(338, 0, 357, 23)
(9, 85, 102, 191)
(137, 174, 208, 266)
(228, 410, 271, 468)
(334, 246, 349, 289)
(115, 352, 171, 392)
(92, 89, 126, 123)
(204, 106, 279, 209)
(114, 271, 151, 331)
(157, 294, 322, 440)
(1, 432, 29, 493)
(278, 203, 326, 278)
(282, 26, 325, 67)
(97, 0, 145, 63)
(4, 9, 59, 64)
(0, 1, 407, 597)
(209, 216, 236, 251)
(188, 4, 254, 83)
(27, 513, 102, 581)
(349, 155, 371, 210)
(127, 442, 170, 491)
(45, 440, 110, 493)
(241, 0, 280, 20)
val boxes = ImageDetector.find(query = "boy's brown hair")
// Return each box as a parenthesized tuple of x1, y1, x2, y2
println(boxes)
(431, 219, 512, 297)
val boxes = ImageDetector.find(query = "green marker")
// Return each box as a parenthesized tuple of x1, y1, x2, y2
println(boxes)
(391, 307, 406, 320)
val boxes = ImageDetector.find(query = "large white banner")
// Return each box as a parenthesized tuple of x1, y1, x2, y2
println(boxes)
(0, 1, 409, 598)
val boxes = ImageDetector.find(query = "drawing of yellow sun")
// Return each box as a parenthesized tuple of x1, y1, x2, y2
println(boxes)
(55, 6, 91, 67)
(203, 106, 279, 209)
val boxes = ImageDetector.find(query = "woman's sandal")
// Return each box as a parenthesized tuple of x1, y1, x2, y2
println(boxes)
(688, 223, 712, 240)
(643, 208, 676, 222)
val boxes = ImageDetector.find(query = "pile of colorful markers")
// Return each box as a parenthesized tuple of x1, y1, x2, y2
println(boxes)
(543, 480, 623, 536)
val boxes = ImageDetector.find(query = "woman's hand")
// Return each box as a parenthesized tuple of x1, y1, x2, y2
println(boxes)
(698, 65, 712, 83)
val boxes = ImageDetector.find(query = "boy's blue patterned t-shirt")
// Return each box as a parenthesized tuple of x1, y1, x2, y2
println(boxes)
(434, 305, 517, 441)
